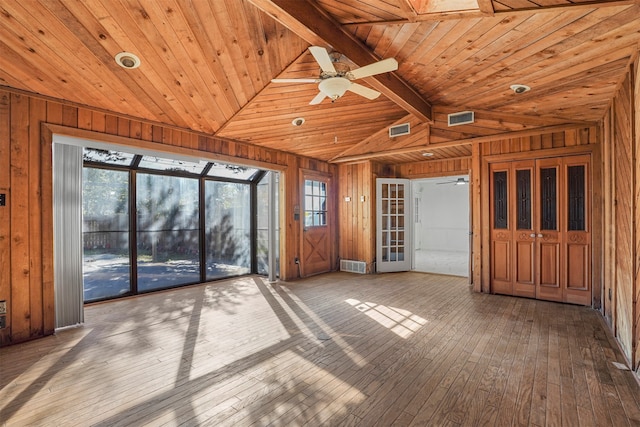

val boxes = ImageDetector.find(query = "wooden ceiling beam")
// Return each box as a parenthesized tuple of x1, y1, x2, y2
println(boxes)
(330, 122, 597, 163)
(246, 0, 433, 122)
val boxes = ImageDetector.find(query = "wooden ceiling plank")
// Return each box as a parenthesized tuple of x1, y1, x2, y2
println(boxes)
(413, 14, 537, 89)
(144, 2, 241, 126)
(318, 0, 406, 23)
(340, 0, 639, 24)
(424, 9, 591, 98)
(246, 0, 433, 122)
(426, 7, 635, 116)
(95, 0, 217, 130)
(155, 0, 239, 121)
(376, 22, 423, 59)
(0, 1, 138, 116)
(441, 13, 638, 111)
(177, 1, 244, 114)
(0, 45, 67, 100)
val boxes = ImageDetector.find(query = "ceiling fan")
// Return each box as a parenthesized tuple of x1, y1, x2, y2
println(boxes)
(437, 177, 469, 185)
(271, 46, 398, 105)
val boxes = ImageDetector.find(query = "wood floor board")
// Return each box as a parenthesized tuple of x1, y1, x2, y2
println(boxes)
(1, 272, 639, 426)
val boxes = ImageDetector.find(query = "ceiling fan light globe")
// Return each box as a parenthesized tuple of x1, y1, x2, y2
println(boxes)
(319, 77, 351, 101)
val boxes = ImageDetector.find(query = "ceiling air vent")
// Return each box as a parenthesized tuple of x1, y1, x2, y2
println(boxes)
(389, 123, 410, 138)
(448, 111, 474, 127)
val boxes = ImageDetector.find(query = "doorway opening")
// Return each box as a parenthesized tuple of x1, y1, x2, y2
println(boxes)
(412, 176, 469, 277)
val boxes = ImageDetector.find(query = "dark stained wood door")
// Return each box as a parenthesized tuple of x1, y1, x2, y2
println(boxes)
(513, 161, 536, 299)
(489, 162, 513, 295)
(535, 157, 563, 302)
(563, 155, 591, 305)
(489, 155, 591, 305)
(300, 172, 332, 276)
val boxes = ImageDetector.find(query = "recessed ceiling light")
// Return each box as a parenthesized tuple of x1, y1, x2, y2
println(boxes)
(292, 117, 305, 126)
(115, 52, 141, 69)
(510, 84, 530, 94)
(422, 152, 434, 157)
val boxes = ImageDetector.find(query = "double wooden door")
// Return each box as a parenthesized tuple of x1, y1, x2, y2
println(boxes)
(490, 155, 591, 305)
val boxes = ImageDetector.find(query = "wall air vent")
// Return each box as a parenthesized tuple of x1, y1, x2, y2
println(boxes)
(448, 111, 474, 127)
(340, 259, 367, 274)
(389, 123, 410, 138)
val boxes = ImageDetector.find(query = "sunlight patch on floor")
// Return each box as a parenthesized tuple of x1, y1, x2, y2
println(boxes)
(345, 299, 427, 338)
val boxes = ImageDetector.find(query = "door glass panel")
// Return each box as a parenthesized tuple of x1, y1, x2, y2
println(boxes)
(516, 169, 531, 230)
(568, 165, 586, 231)
(82, 168, 131, 301)
(540, 168, 557, 231)
(205, 181, 251, 280)
(136, 174, 200, 291)
(379, 182, 408, 264)
(493, 171, 508, 229)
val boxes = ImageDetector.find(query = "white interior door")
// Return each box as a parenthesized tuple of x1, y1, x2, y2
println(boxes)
(377, 179, 412, 272)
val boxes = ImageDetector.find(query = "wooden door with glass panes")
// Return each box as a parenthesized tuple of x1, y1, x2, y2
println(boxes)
(489, 155, 591, 305)
(376, 179, 411, 272)
(300, 172, 332, 276)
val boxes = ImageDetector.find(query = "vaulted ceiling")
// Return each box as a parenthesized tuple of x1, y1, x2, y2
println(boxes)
(0, 0, 638, 164)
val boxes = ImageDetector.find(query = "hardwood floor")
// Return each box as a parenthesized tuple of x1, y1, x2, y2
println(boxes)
(1, 272, 639, 426)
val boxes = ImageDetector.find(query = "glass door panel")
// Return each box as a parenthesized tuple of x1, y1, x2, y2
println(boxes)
(377, 179, 411, 272)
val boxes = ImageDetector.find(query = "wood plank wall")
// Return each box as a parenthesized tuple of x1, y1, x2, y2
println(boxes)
(336, 159, 472, 273)
(337, 162, 375, 272)
(397, 157, 471, 179)
(612, 71, 634, 367)
(0, 89, 336, 346)
(603, 57, 639, 372)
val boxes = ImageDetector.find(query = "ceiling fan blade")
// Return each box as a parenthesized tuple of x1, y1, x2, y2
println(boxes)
(309, 92, 327, 105)
(308, 46, 336, 74)
(271, 78, 318, 84)
(347, 83, 380, 100)
(349, 58, 398, 80)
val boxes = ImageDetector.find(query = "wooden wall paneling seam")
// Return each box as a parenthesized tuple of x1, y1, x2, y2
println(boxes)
(603, 110, 615, 327)
(591, 128, 604, 310)
(481, 150, 491, 293)
(472, 142, 482, 291)
(0, 91, 11, 344)
(40, 123, 55, 336)
(9, 93, 31, 342)
(633, 56, 640, 371)
(28, 97, 46, 337)
(613, 73, 634, 363)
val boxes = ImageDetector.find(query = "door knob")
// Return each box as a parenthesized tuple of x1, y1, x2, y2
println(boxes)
(530, 233, 536, 238)
(537, 233, 543, 238)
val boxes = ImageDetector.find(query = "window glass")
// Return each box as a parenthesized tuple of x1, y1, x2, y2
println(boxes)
(256, 173, 279, 276)
(540, 168, 557, 231)
(493, 171, 508, 229)
(205, 181, 251, 280)
(207, 162, 259, 180)
(136, 174, 200, 291)
(304, 179, 327, 227)
(568, 165, 586, 231)
(82, 168, 131, 301)
(83, 148, 135, 166)
(516, 169, 531, 230)
(137, 156, 208, 174)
